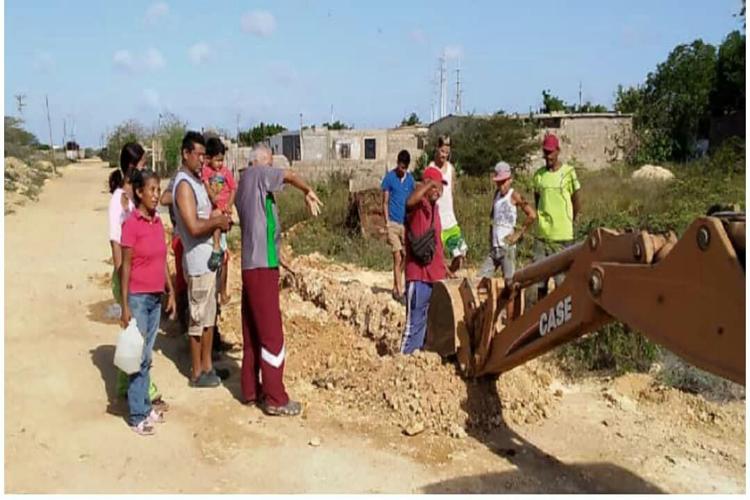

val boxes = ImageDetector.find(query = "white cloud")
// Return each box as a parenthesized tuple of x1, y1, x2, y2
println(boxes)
(144, 48, 165, 70)
(444, 45, 463, 60)
(188, 42, 211, 65)
(145, 2, 169, 25)
(241, 10, 276, 37)
(112, 48, 165, 73)
(113, 49, 136, 72)
(33, 51, 55, 73)
(143, 88, 161, 110)
(409, 29, 426, 44)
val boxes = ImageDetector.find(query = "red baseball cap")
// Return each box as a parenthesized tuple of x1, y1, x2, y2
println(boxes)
(542, 134, 560, 152)
(423, 166, 448, 185)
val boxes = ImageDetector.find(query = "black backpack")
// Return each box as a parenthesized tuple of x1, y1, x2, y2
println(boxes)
(407, 206, 436, 265)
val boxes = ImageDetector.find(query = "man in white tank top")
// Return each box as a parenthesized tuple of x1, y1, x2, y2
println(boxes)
(479, 161, 536, 284)
(425, 136, 467, 273)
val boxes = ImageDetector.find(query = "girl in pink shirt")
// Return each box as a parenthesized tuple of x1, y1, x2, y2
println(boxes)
(120, 169, 176, 436)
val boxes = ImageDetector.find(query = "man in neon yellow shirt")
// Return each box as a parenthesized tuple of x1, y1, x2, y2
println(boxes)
(532, 134, 581, 300)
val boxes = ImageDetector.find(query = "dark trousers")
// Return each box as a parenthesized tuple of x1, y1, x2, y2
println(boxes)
(241, 268, 289, 406)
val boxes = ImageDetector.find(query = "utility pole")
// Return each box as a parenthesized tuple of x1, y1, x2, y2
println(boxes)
(45, 95, 56, 175)
(330, 104, 334, 125)
(297, 114, 304, 163)
(578, 81, 582, 111)
(14, 94, 26, 117)
(439, 52, 447, 119)
(454, 66, 462, 115)
(235, 113, 240, 143)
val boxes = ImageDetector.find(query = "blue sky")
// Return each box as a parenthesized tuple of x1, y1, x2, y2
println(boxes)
(5, 0, 743, 147)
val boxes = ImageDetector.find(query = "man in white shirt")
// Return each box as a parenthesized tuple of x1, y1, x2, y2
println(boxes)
(424, 135, 467, 273)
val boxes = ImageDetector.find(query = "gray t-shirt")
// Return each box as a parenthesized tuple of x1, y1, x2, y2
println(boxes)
(173, 168, 213, 276)
(235, 166, 285, 270)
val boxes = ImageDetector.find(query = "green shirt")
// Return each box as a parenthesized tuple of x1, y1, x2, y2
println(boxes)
(532, 163, 581, 241)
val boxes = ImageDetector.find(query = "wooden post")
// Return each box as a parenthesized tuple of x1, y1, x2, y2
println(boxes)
(45, 95, 56, 175)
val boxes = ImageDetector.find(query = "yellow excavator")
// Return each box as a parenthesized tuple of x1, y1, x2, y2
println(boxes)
(425, 212, 745, 386)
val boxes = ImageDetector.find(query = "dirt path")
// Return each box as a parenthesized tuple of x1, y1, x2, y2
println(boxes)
(4, 163, 746, 493)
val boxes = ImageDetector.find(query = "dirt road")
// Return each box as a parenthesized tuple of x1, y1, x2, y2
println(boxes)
(4, 163, 746, 493)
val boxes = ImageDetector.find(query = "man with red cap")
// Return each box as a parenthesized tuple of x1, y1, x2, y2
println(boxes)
(532, 134, 581, 300)
(400, 167, 451, 354)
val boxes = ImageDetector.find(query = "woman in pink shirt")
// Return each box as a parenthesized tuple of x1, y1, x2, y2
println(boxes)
(120, 169, 176, 436)
(108, 143, 168, 410)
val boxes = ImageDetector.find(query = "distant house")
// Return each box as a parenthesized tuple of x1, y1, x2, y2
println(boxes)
(429, 112, 634, 171)
(267, 125, 428, 188)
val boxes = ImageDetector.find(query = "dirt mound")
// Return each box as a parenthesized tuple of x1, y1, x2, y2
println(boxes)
(4, 156, 55, 213)
(280, 307, 559, 437)
(283, 253, 404, 355)
(631, 164, 675, 182)
(609, 373, 744, 433)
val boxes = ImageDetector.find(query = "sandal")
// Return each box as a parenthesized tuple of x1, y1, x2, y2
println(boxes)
(147, 408, 166, 424)
(131, 419, 155, 436)
(260, 399, 302, 417)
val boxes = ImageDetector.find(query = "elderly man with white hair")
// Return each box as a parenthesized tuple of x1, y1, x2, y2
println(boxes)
(234, 144, 322, 416)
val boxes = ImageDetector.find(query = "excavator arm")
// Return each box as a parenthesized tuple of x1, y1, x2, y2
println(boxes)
(425, 214, 746, 385)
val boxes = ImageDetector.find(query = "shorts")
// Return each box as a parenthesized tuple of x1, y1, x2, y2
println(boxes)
(441, 225, 468, 258)
(479, 245, 516, 280)
(187, 272, 217, 336)
(386, 221, 405, 253)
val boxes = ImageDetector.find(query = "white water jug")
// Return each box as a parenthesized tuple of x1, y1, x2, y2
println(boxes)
(114, 319, 144, 375)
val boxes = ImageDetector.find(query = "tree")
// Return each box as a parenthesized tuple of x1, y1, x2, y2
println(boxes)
(5, 116, 40, 159)
(155, 112, 187, 173)
(104, 120, 148, 167)
(643, 39, 717, 160)
(577, 102, 609, 113)
(427, 115, 537, 176)
(400, 112, 421, 126)
(710, 30, 745, 117)
(614, 84, 645, 114)
(238, 122, 286, 146)
(321, 120, 351, 130)
(541, 90, 567, 113)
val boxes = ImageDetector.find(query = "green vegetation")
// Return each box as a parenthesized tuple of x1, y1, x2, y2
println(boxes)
(400, 112, 422, 126)
(5, 116, 41, 160)
(103, 120, 148, 168)
(615, 30, 745, 163)
(238, 122, 286, 146)
(321, 120, 352, 130)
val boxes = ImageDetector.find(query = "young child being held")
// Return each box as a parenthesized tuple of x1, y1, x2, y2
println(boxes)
(201, 137, 236, 304)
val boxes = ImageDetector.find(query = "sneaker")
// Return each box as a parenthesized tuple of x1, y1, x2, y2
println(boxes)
(207, 250, 223, 272)
(260, 399, 302, 417)
(190, 371, 221, 388)
(147, 408, 166, 424)
(131, 419, 155, 436)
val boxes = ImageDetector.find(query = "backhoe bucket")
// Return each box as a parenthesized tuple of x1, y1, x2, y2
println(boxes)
(425, 277, 513, 375)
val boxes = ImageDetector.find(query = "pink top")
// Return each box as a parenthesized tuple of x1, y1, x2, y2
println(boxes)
(121, 210, 167, 294)
(108, 188, 134, 243)
(405, 197, 446, 283)
(201, 164, 236, 211)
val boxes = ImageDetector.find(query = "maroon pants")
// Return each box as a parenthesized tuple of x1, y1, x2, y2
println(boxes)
(241, 268, 289, 407)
